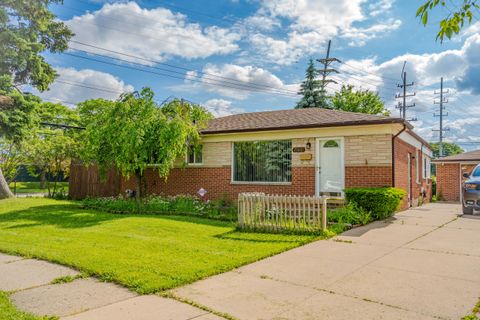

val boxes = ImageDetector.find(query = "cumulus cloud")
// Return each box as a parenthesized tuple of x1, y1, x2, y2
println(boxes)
(334, 32, 480, 145)
(65, 2, 241, 64)
(368, 0, 395, 17)
(243, 0, 401, 65)
(35, 67, 134, 105)
(193, 64, 298, 100)
(203, 99, 245, 117)
(342, 19, 402, 47)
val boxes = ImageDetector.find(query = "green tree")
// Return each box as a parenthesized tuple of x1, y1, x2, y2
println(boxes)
(330, 85, 390, 115)
(430, 142, 464, 158)
(0, 0, 73, 198)
(79, 89, 212, 199)
(25, 102, 80, 197)
(0, 137, 25, 183)
(417, 0, 479, 42)
(296, 59, 325, 109)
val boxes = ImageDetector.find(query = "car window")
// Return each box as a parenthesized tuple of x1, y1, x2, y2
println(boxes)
(473, 166, 480, 177)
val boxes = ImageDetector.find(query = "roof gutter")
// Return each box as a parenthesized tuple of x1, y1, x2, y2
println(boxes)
(392, 123, 408, 187)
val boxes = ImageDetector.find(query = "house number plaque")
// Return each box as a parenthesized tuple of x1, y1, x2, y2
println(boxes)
(293, 147, 306, 153)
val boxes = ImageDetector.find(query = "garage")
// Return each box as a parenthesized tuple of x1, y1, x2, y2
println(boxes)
(433, 149, 480, 202)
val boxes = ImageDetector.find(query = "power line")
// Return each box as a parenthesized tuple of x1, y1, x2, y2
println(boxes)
(69, 41, 299, 95)
(63, 52, 299, 98)
(339, 62, 399, 83)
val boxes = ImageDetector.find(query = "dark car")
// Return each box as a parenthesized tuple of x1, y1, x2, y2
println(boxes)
(462, 164, 480, 214)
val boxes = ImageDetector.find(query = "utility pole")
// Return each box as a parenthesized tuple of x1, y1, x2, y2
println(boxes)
(433, 77, 449, 157)
(317, 40, 340, 107)
(395, 63, 416, 120)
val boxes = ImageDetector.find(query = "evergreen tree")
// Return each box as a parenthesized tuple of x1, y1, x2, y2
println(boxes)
(295, 59, 325, 109)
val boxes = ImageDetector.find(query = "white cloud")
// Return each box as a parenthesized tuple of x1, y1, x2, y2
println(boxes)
(368, 0, 395, 17)
(260, 0, 365, 31)
(195, 64, 298, 100)
(35, 67, 134, 104)
(66, 2, 241, 64)
(203, 99, 245, 117)
(342, 19, 402, 47)
(335, 32, 480, 145)
(244, 0, 401, 65)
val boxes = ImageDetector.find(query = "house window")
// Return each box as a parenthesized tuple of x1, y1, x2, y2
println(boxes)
(323, 140, 339, 148)
(422, 156, 431, 179)
(187, 145, 203, 165)
(233, 140, 292, 183)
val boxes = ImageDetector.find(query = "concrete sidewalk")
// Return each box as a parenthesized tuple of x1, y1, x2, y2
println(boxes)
(173, 203, 480, 320)
(0, 254, 223, 319)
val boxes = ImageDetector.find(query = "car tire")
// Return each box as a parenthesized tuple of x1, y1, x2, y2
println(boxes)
(463, 205, 474, 215)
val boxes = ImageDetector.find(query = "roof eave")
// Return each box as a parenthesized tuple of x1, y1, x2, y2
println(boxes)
(201, 118, 408, 135)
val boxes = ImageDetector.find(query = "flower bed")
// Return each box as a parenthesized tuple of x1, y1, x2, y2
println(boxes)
(82, 194, 237, 221)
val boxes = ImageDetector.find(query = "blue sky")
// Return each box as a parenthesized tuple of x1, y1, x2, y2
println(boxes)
(39, 0, 480, 150)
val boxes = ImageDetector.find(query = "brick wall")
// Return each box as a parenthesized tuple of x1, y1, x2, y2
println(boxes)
(345, 166, 392, 188)
(393, 138, 432, 209)
(121, 167, 315, 200)
(436, 163, 478, 202)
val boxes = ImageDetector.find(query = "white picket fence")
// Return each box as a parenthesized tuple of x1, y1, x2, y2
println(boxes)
(237, 193, 345, 232)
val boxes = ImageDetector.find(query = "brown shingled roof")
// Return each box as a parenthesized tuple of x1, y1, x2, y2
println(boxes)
(202, 108, 409, 134)
(432, 149, 480, 163)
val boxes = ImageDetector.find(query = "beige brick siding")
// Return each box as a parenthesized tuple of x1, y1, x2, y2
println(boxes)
(292, 138, 315, 167)
(345, 134, 392, 166)
(176, 134, 392, 168)
(202, 142, 231, 167)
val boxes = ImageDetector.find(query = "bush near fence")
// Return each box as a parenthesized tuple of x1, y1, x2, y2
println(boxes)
(344, 187, 406, 220)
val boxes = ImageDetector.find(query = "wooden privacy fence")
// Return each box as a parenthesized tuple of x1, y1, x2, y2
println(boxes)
(238, 193, 345, 232)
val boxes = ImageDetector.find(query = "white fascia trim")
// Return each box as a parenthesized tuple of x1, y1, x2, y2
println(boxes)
(398, 132, 433, 157)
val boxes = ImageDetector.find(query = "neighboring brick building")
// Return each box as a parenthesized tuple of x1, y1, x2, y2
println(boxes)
(433, 150, 480, 202)
(70, 108, 432, 209)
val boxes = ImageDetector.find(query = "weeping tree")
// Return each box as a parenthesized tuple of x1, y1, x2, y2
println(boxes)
(0, 0, 73, 199)
(79, 89, 212, 199)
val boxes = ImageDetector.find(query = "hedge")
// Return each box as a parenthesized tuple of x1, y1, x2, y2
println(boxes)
(344, 187, 406, 220)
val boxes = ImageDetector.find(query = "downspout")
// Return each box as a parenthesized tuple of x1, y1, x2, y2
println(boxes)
(392, 124, 407, 187)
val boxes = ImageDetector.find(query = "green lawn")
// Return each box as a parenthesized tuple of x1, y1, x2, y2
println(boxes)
(0, 198, 317, 294)
(7, 182, 68, 194)
(0, 291, 47, 320)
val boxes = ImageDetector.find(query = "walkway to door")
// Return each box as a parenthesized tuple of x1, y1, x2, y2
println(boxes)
(173, 203, 480, 319)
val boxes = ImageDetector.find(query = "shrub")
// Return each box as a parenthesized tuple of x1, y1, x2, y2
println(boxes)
(328, 202, 372, 226)
(82, 194, 237, 221)
(344, 187, 406, 220)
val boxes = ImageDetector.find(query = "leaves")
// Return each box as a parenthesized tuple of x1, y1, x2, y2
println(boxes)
(78, 88, 212, 190)
(330, 85, 389, 115)
(417, 0, 479, 42)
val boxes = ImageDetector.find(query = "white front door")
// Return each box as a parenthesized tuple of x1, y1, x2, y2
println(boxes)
(317, 138, 344, 196)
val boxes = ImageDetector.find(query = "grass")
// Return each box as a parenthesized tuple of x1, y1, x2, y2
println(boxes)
(0, 198, 318, 294)
(0, 291, 54, 320)
(7, 182, 68, 194)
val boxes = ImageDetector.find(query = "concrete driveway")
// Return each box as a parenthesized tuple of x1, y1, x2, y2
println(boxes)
(173, 203, 480, 320)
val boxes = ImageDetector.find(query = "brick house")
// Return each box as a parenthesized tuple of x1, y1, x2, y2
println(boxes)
(69, 108, 432, 209)
(432, 149, 480, 202)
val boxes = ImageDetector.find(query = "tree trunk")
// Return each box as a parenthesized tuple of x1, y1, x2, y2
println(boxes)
(0, 167, 14, 199)
(39, 170, 46, 189)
